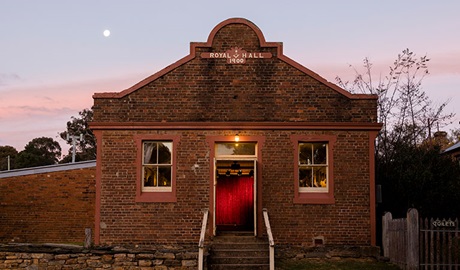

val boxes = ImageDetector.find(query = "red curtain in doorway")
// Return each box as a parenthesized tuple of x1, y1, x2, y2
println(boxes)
(216, 175, 254, 227)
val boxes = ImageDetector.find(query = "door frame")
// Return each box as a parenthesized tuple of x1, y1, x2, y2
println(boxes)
(214, 157, 257, 235)
(206, 135, 265, 237)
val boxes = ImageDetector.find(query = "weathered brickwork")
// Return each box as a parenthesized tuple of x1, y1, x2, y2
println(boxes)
(0, 167, 95, 244)
(98, 130, 210, 246)
(93, 24, 376, 124)
(92, 18, 380, 249)
(97, 130, 372, 246)
(263, 130, 371, 245)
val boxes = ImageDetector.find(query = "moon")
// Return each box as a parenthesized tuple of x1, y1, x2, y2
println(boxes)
(103, 30, 111, 37)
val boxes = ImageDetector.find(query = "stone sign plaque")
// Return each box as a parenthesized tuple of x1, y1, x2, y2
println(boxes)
(201, 47, 272, 64)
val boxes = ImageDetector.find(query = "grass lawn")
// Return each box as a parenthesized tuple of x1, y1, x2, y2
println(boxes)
(277, 258, 401, 270)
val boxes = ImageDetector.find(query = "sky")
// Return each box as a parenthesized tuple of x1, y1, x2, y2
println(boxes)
(1, 0, 459, 154)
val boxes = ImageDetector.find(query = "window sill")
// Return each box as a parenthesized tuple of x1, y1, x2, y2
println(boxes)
(293, 193, 335, 204)
(135, 192, 177, 203)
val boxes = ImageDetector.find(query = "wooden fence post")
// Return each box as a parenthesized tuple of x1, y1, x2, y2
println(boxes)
(382, 212, 392, 258)
(407, 208, 419, 270)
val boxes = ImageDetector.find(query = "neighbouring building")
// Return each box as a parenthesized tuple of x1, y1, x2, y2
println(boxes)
(0, 161, 96, 244)
(443, 141, 460, 166)
(90, 17, 381, 254)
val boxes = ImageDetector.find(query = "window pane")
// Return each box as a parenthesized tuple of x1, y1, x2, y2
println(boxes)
(299, 143, 313, 165)
(158, 166, 172, 187)
(313, 143, 327, 164)
(298, 141, 329, 193)
(313, 166, 327, 187)
(299, 167, 312, 187)
(143, 166, 157, 187)
(158, 142, 172, 164)
(144, 142, 158, 164)
(215, 143, 256, 156)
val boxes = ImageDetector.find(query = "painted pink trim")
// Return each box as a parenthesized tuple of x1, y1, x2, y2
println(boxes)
(205, 18, 274, 47)
(277, 54, 375, 99)
(205, 135, 266, 236)
(92, 18, 377, 101)
(290, 135, 337, 204)
(90, 121, 383, 131)
(134, 134, 180, 203)
(369, 131, 379, 246)
(94, 130, 102, 245)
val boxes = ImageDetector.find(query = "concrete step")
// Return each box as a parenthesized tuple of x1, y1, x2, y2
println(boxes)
(213, 238, 262, 244)
(216, 231, 254, 236)
(211, 256, 269, 265)
(209, 231, 270, 270)
(212, 248, 268, 257)
(209, 263, 269, 270)
(212, 243, 268, 250)
(213, 232, 267, 243)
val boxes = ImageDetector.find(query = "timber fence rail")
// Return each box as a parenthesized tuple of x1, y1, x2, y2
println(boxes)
(420, 217, 459, 269)
(383, 208, 460, 270)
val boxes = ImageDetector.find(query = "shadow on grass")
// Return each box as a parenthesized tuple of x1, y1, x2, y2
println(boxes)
(277, 258, 401, 270)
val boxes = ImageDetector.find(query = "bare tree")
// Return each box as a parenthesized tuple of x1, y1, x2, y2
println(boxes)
(336, 49, 459, 218)
(336, 49, 454, 162)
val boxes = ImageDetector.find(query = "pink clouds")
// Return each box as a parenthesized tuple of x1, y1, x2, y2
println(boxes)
(1, 48, 459, 154)
(428, 51, 460, 76)
(301, 51, 460, 131)
(0, 72, 150, 152)
(0, 73, 23, 86)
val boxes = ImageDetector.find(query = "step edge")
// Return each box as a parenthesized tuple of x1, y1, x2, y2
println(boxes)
(211, 263, 270, 266)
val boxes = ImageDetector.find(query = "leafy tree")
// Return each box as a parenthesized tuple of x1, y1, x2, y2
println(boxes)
(15, 137, 62, 168)
(59, 108, 96, 163)
(336, 49, 458, 218)
(0, 145, 18, 170)
(448, 128, 460, 144)
(379, 141, 460, 218)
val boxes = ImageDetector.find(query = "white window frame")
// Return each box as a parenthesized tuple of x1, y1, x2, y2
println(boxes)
(142, 141, 173, 192)
(299, 142, 328, 193)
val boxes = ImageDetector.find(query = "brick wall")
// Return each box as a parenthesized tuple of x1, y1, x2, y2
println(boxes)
(97, 129, 372, 247)
(263, 130, 371, 246)
(0, 166, 96, 244)
(93, 23, 377, 124)
(92, 18, 379, 248)
(98, 130, 209, 246)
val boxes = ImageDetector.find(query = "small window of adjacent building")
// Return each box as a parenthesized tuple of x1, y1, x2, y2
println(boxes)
(291, 135, 336, 204)
(135, 135, 179, 202)
(142, 141, 172, 192)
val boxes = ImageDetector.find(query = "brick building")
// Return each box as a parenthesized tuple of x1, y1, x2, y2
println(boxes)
(91, 18, 381, 251)
(0, 161, 96, 244)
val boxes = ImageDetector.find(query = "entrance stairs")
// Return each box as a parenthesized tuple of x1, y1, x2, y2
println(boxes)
(208, 231, 270, 270)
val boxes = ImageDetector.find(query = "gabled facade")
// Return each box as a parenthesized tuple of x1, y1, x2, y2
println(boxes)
(91, 18, 381, 249)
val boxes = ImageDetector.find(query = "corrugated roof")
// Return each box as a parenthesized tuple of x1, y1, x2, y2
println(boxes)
(0, 160, 96, 178)
(443, 141, 460, 154)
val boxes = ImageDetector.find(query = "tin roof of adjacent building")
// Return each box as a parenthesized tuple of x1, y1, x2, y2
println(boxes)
(443, 141, 460, 154)
(0, 160, 96, 178)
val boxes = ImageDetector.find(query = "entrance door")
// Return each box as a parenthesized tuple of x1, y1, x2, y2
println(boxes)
(215, 160, 255, 232)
